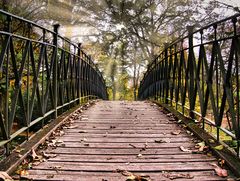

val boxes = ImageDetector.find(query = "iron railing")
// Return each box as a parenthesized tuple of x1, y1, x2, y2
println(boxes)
(0, 10, 108, 155)
(138, 13, 240, 157)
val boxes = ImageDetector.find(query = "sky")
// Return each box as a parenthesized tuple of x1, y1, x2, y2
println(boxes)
(61, 0, 240, 42)
(209, 0, 240, 7)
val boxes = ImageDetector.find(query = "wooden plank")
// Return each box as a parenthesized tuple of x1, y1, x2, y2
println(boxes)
(24, 101, 235, 180)
(32, 161, 216, 172)
(45, 147, 194, 155)
(24, 170, 227, 181)
(59, 137, 192, 142)
(48, 154, 216, 163)
(55, 142, 195, 148)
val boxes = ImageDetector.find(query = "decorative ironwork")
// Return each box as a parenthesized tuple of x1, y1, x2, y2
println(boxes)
(0, 10, 107, 155)
(139, 13, 240, 157)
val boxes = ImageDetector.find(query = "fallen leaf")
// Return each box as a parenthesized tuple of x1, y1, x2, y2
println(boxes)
(43, 152, 57, 159)
(208, 139, 215, 143)
(129, 144, 137, 148)
(177, 120, 182, 124)
(163, 172, 194, 180)
(211, 164, 228, 177)
(19, 170, 29, 177)
(32, 161, 41, 166)
(78, 130, 88, 133)
(116, 169, 151, 181)
(0, 171, 13, 181)
(15, 148, 24, 153)
(214, 145, 224, 151)
(31, 149, 38, 160)
(154, 139, 167, 143)
(17, 154, 23, 158)
(179, 146, 192, 153)
(137, 154, 143, 158)
(196, 141, 205, 152)
(81, 138, 87, 142)
(218, 159, 225, 167)
(68, 125, 78, 129)
(58, 130, 65, 136)
(171, 130, 181, 135)
(207, 152, 212, 157)
(47, 175, 54, 179)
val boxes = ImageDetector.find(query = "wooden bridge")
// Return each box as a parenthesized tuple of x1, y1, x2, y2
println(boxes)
(0, 10, 240, 181)
(18, 101, 236, 180)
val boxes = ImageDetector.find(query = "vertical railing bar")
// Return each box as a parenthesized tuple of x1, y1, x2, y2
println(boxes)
(53, 24, 60, 118)
(5, 15, 12, 155)
(233, 17, 240, 156)
(26, 23, 32, 140)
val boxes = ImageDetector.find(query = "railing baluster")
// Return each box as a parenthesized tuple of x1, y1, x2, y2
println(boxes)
(139, 13, 240, 158)
(0, 10, 107, 156)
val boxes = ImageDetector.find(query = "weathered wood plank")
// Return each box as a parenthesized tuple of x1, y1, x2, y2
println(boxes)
(32, 161, 216, 171)
(24, 171, 227, 181)
(25, 101, 235, 180)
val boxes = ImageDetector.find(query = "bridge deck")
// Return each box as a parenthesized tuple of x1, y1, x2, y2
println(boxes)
(25, 101, 233, 180)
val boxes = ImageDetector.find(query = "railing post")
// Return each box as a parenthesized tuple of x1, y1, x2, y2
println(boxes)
(53, 24, 60, 118)
(77, 43, 81, 103)
(164, 43, 169, 104)
(5, 14, 12, 155)
(187, 25, 195, 119)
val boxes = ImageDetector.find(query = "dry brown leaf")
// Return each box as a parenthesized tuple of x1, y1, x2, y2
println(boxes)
(129, 144, 137, 148)
(179, 146, 192, 153)
(211, 163, 228, 177)
(43, 152, 57, 159)
(19, 170, 29, 177)
(68, 125, 78, 129)
(163, 173, 194, 180)
(214, 167, 228, 177)
(0, 171, 13, 181)
(15, 148, 24, 153)
(17, 154, 23, 158)
(154, 139, 167, 143)
(32, 161, 41, 166)
(171, 130, 181, 135)
(116, 169, 151, 181)
(31, 149, 38, 159)
(46, 175, 54, 179)
(78, 130, 88, 133)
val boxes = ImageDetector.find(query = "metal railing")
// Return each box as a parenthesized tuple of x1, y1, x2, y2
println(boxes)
(138, 13, 240, 157)
(0, 10, 108, 155)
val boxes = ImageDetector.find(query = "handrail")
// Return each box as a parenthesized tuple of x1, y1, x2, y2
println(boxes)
(138, 13, 240, 157)
(0, 10, 108, 156)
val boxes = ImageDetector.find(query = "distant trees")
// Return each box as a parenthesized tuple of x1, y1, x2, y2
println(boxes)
(1, 0, 239, 100)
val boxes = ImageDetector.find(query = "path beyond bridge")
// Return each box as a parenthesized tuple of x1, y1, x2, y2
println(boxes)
(24, 101, 234, 180)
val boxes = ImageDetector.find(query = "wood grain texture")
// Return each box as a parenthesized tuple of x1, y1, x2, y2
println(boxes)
(26, 101, 235, 180)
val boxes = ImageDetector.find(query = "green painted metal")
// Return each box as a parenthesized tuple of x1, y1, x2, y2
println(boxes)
(0, 10, 108, 155)
(139, 13, 240, 157)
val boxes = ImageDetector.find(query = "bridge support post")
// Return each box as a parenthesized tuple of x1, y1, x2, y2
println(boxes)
(4, 14, 12, 156)
(187, 26, 195, 119)
(77, 43, 82, 104)
(164, 43, 169, 104)
(53, 24, 60, 119)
